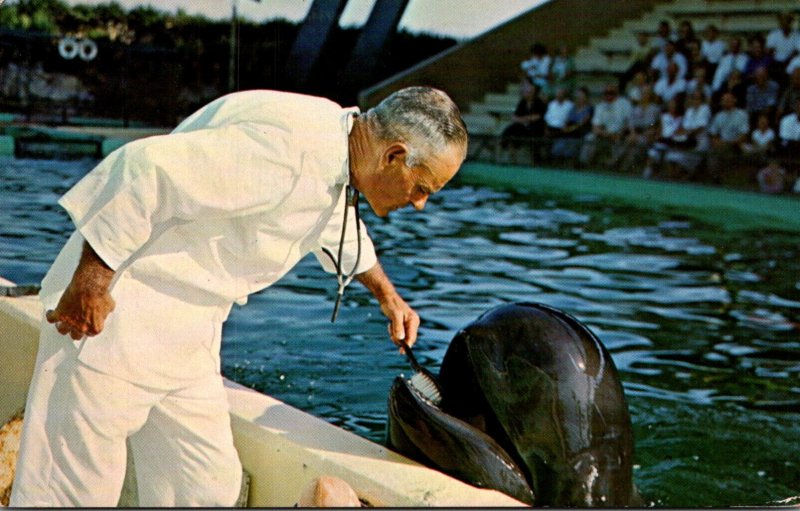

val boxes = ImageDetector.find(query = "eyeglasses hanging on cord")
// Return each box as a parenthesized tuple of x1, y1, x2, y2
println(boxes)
(320, 184, 362, 323)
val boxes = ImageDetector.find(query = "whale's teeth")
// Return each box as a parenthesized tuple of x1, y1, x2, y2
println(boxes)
(410, 372, 443, 406)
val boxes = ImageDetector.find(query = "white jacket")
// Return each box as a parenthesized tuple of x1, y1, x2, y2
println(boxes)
(41, 90, 378, 385)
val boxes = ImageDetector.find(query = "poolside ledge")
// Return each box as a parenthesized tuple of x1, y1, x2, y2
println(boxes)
(458, 162, 800, 233)
(0, 277, 524, 508)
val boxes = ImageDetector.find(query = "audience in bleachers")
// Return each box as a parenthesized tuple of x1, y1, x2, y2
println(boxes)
(544, 87, 574, 135)
(777, 68, 800, 120)
(550, 86, 593, 160)
(653, 20, 676, 50)
(499, 11, 800, 193)
(654, 62, 688, 103)
(520, 43, 552, 90)
(743, 35, 773, 82)
(548, 44, 576, 95)
(765, 12, 799, 82)
(700, 25, 726, 78)
(499, 78, 546, 162)
(610, 84, 660, 171)
(744, 113, 776, 155)
(778, 97, 800, 156)
(712, 37, 748, 92)
(745, 66, 780, 124)
(578, 84, 633, 166)
(651, 40, 689, 80)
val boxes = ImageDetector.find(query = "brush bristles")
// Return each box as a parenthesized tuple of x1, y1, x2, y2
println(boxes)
(410, 372, 443, 406)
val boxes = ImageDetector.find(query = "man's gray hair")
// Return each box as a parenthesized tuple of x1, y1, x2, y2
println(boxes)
(364, 86, 468, 168)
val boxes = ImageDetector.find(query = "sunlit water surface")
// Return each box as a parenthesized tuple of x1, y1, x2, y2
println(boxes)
(1, 158, 798, 507)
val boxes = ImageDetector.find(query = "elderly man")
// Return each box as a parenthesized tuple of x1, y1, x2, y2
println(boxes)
(579, 84, 632, 166)
(10, 87, 468, 507)
(707, 91, 750, 181)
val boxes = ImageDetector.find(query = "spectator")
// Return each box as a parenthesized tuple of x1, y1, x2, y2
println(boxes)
(500, 79, 546, 161)
(665, 89, 712, 177)
(777, 97, 800, 157)
(765, 12, 799, 81)
(685, 40, 706, 78)
(675, 20, 700, 58)
(579, 84, 633, 166)
(624, 70, 650, 104)
(743, 36, 773, 82)
(777, 68, 800, 121)
(713, 69, 747, 112)
(756, 158, 789, 194)
(707, 92, 750, 180)
(610, 84, 660, 171)
(621, 32, 656, 90)
(549, 44, 576, 95)
(642, 97, 685, 178)
(544, 87, 575, 135)
(687, 67, 712, 101)
(550, 86, 594, 160)
(520, 43, 552, 90)
(701, 24, 726, 77)
(743, 113, 776, 154)
(757, 160, 789, 194)
(712, 37, 749, 92)
(651, 40, 689, 80)
(654, 61, 688, 103)
(653, 20, 676, 50)
(745, 66, 780, 124)
(787, 53, 800, 76)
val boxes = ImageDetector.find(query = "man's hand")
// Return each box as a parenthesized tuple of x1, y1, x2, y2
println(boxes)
(47, 241, 116, 341)
(355, 262, 420, 351)
(379, 292, 420, 351)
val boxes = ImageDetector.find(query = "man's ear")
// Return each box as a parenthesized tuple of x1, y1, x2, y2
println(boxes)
(383, 142, 409, 167)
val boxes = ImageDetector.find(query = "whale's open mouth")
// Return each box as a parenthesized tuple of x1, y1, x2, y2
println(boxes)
(387, 302, 640, 507)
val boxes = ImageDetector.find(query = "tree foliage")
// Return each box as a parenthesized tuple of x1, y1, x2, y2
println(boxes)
(0, 0, 457, 124)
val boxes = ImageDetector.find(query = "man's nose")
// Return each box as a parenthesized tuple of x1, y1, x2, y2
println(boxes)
(411, 195, 428, 210)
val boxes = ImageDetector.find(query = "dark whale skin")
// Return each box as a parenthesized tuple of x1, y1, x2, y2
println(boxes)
(439, 303, 640, 507)
(387, 376, 536, 505)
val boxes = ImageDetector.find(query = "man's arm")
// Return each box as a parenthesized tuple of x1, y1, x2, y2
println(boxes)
(355, 262, 420, 351)
(46, 241, 116, 340)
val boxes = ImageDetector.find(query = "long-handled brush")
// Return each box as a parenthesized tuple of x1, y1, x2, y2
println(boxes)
(399, 340, 443, 407)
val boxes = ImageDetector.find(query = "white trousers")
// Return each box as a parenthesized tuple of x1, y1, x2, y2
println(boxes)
(10, 319, 243, 507)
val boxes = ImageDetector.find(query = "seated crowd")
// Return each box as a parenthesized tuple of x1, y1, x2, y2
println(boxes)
(503, 13, 800, 194)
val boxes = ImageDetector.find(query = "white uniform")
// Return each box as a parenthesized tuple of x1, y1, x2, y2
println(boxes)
(11, 90, 378, 506)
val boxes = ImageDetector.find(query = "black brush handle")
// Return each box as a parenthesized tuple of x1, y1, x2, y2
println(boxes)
(400, 340, 424, 374)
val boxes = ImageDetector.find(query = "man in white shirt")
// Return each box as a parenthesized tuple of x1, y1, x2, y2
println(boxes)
(712, 37, 749, 92)
(544, 87, 574, 133)
(707, 92, 750, 180)
(10, 87, 468, 507)
(654, 62, 688, 103)
(650, 40, 688, 80)
(579, 84, 632, 165)
(765, 12, 799, 68)
(778, 97, 800, 155)
(701, 25, 726, 70)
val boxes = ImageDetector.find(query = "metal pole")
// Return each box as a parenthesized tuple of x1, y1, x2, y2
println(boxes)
(228, 0, 238, 92)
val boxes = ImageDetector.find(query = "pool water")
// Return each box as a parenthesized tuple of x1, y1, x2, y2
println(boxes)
(2, 157, 798, 507)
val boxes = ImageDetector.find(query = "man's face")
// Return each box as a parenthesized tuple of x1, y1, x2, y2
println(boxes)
(365, 143, 464, 217)
(721, 93, 736, 110)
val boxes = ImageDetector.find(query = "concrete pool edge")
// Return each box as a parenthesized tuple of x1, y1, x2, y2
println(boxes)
(458, 163, 800, 233)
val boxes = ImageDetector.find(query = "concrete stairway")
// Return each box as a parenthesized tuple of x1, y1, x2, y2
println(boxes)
(463, 0, 798, 139)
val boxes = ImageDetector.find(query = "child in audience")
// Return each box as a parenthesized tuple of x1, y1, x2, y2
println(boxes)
(744, 113, 776, 154)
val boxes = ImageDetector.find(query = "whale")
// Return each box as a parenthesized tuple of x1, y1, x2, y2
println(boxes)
(387, 302, 640, 507)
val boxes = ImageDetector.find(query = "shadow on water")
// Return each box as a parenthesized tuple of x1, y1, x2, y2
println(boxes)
(2, 158, 798, 507)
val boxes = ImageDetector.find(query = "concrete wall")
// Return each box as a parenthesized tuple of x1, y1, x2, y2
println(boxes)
(359, 0, 665, 109)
